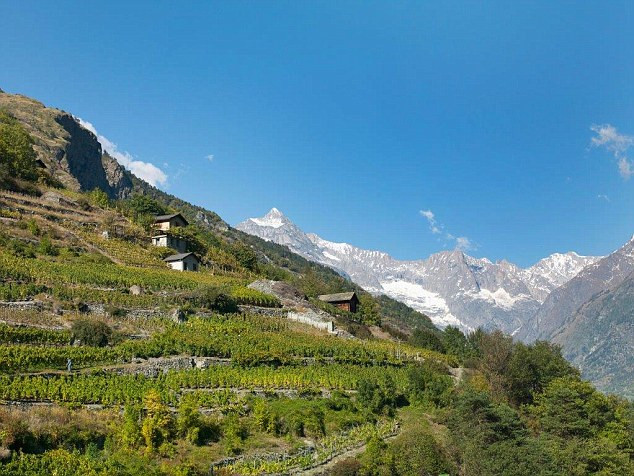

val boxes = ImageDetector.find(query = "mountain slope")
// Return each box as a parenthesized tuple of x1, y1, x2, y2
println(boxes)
(518, 236, 634, 342)
(237, 208, 599, 332)
(549, 271, 634, 398)
(1, 90, 439, 336)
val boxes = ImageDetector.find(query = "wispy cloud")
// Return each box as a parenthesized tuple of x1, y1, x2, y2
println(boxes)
(77, 118, 168, 187)
(454, 236, 474, 251)
(419, 209, 441, 234)
(590, 124, 634, 179)
(206, 154, 215, 162)
(597, 194, 610, 202)
(419, 209, 475, 251)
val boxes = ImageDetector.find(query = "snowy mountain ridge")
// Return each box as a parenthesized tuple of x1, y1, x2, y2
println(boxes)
(236, 208, 601, 332)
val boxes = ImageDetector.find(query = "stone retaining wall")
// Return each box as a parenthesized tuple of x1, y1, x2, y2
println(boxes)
(0, 300, 42, 311)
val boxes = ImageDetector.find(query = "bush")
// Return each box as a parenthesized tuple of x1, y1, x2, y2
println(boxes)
(37, 236, 58, 256)
(89, 189, 111, 209)
(184, 286, 238, 313)
(71, 319, 112, 347)
(388, 427, 453, 476)
(331, 458, 361, 476)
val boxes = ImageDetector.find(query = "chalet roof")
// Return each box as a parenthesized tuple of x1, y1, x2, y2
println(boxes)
(154, 213, 188, 225)
(163, 252, 198, 263)
(318, 292, 358, 303)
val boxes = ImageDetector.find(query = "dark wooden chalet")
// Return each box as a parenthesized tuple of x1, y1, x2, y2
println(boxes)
(318, 292, 359, 313)
(154, 213, 188, 231)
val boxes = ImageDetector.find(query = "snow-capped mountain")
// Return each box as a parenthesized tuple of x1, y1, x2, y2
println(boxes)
(518, 235, 634, 343)
(236, 208, 600, 332)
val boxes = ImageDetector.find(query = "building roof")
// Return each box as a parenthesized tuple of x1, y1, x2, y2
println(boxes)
(163, 252, 198, 262)
(154, 213, 188, 225)
(318, 292, 358, 303)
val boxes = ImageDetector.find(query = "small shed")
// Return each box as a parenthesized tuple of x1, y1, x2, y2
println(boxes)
(154, 213, 188, 231)
(151, 233, 187, 253)
(318, 292, 359, 313)
(164, 252, 199, 272)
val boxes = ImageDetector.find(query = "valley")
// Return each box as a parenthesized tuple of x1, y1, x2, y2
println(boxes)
(0, 88, 632, 475)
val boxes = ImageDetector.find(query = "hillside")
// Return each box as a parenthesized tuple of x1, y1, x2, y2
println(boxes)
(550, 271, 634, 398)
(0, 90, 632, 475)
(519, 236, 634, 343)
(0, 89, 436, 337)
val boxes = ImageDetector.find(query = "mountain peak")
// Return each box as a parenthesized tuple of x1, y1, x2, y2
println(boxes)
(266, 207, 284, 218)
(243, 208, 290, 229)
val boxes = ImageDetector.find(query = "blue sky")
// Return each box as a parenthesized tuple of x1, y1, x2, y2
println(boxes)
(2, 1, 634, 267)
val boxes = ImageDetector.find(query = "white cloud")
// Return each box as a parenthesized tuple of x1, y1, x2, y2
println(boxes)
(419, 209, 475, 251)
(455, 237, 474, 251)
(77, 118, 168, 187)
(590, 124, 634, 179)
(206, 154, 215, 162)
(419, 209, 441, 234)
(590, 124, 633, 153)
(618, 157, 633, 179)
(597, 194, 610, 202)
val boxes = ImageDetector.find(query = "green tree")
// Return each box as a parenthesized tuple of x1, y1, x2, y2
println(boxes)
(0, 111, 38, 182)
(71, 319, 112, 347)
(123, 194, 166, 218)
(141, 390, 173, 454)
(358, 293, 381, 326)
(505, 341, 578, 405)
(176, 400, 202, 444)
(409, 328, 445, 353)
(89, 188, 111, 208)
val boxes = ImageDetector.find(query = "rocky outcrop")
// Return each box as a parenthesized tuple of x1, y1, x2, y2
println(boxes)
(0, 91, 133, 198)
(247, 280, 347, 336)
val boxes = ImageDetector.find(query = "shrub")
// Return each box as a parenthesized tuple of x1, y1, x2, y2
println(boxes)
(184, 286, 238, 313)
(37, 236, 58, 256)
(89, 189, 111, 208)
(388, 427, 453, 476)
(71, 319, 112, 347)
(331, 458, 361, 476)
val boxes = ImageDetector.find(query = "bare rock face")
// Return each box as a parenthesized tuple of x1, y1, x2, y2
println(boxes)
(248, 280, 307, 308)
(0, 91, 133, 199)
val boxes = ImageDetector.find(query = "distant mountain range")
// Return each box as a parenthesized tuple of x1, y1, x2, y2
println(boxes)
(237, 208, 634, 398)
(236, 208, 599, 333)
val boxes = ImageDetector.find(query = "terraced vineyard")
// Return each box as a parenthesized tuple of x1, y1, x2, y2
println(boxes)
(0, 187, 459, 475)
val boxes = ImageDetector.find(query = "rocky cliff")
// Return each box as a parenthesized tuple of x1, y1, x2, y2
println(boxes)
(0, 91, 132, 198)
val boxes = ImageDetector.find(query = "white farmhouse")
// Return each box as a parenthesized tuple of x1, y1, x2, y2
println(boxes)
(164, 252, 200, 272)
(151, 233, 187, 253)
